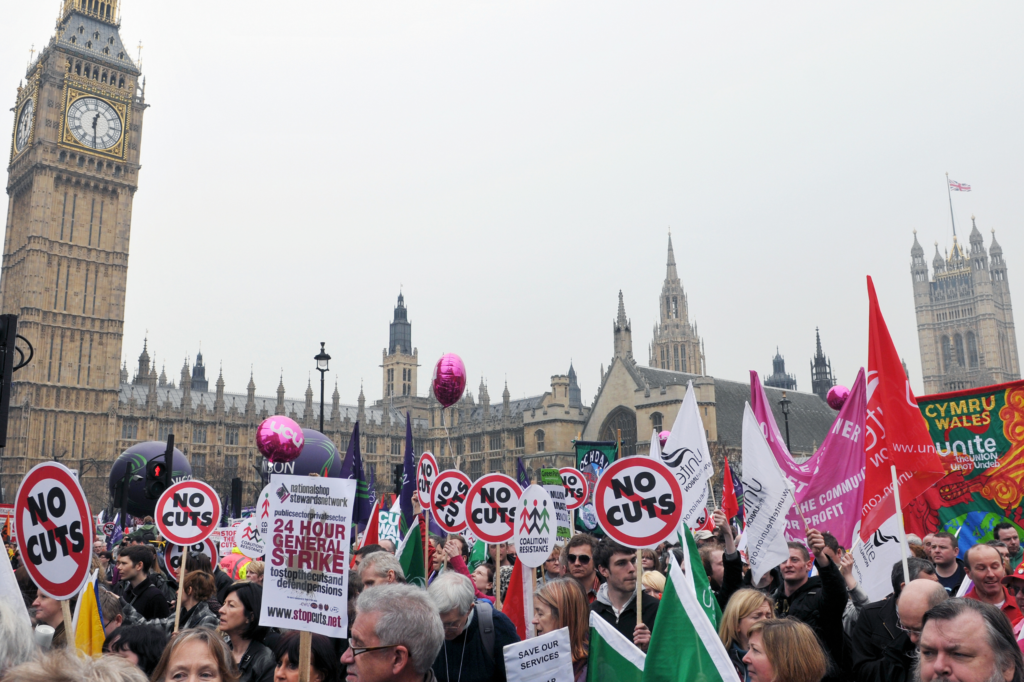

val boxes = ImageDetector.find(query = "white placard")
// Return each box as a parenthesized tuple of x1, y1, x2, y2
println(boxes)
(515, 485, 557, 568)
(378, 511, 402, 545)
(237, 516, 266, 559)
(503, 626, 574, 682)
(259, 475, 355, 638)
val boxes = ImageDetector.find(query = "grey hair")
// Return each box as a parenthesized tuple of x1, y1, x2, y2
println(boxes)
(358, 551, 405, 582)
(0, 600, 37, 674)
(906, 534, 923, 546)
(917, 598, 1024, 682)
(427, 571, 475, 616)
(356, 584, 444, 675)
(4, 650, 149, 682)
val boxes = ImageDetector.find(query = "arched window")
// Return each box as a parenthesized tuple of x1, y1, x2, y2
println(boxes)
(941, 336, 952, 372)
(955, 334, 966, 367)
(650, 412, 663, 434)
(600, 407, 637, 457)
(671, 297, 678, 319)
(535, 429, 545, 453)
(673, 345, 680, 371)
(967, 332, 979, 368)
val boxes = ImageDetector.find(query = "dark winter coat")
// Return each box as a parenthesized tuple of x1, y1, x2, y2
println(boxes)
(432, 602, 520, 682)
(850, 595, 913, 682)
(590, 583, 660, 650)
(117, 575, 171, 620)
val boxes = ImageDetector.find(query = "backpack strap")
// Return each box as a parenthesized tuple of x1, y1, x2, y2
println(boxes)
(475, 600, 495, 664)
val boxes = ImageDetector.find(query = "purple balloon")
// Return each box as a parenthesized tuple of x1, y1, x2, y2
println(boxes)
(432, 353, 467, 408)
(827, 385, 850, 411)
(256, 416, 304, 463)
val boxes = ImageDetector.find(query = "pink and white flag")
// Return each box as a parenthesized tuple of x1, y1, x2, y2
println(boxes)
(749, 369, 868, 548)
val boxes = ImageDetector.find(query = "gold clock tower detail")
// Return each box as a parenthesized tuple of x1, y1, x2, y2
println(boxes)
(1, 0, 145, 501)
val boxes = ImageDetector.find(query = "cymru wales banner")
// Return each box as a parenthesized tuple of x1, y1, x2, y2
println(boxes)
(574, 441, 617, 535)
(908, 380, 1024, 551)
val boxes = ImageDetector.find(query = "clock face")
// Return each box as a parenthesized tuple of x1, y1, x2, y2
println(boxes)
(67, 97, 122, 150)
(15, 98, 34, 152)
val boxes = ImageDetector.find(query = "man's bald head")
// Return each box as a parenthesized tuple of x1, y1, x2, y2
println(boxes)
(898, 578, 949, 644)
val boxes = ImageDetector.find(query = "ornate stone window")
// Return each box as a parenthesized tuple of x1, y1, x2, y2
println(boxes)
(535, 430, 545, 452)
(601, 407, 637, 457)
(651, 412, 663, 434)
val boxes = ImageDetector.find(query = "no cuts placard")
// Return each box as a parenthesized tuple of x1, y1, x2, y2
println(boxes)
(14, 462, 94, 599)
(417, 452, 439, 510)
(466, 473, 522, 544)
(559, 468, 588, 511)
(594, 457, 684, 548)
(430, 469, 472, 533)
(260, 475, 355, 638)
(155, 480, 222, 546)
(165, 538, 219, 581)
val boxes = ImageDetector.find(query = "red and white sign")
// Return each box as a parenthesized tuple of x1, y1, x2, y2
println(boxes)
(692, 507, 715, 533)
(236, 515, 265, 559)
(430, 470, 472, 533)
(219, 523, 240, 555)
(594, 457, 683, 548)
(515, 485, 556, 568)
(164, 537, 219, 581)
(417, 452, 439, 510)
(559, 468, 588, 511)
(155, 480, 221, 546)
(14, 462, 94, 599)
(466, 473, 522, 544)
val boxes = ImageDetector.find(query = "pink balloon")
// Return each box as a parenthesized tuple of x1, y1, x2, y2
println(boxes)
(658, 430, 671, 447)
(827, 385, 850, 411)
(432, 353, 467, 409)
(256, 416, 305, 463)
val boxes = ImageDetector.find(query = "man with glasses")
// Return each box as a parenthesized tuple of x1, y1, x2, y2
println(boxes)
(590, 538, 659, 651)
(341, 583, 445, 682)
(564, 533, 601, 604)
(427, 572, 519, 682)
(851, 558, 939, 682)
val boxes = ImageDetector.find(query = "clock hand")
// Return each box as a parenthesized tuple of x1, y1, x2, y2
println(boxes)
(92, 112, 100, 147)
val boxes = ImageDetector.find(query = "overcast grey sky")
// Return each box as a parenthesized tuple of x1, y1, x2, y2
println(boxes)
(4, 2, 1022, 407)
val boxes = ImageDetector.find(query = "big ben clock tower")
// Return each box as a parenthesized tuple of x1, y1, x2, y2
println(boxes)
(1, 0, 145, 501)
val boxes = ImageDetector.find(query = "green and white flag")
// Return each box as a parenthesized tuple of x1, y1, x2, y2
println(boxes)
(396, 517, 426, 587)
(680, 524, 722, 628)
(467, 537, 488, 571)
(588, 611, 645, 682)
(642, 553, 739, 682)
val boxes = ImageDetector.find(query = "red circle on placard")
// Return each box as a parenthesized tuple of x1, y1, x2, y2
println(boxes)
(14, 462, 94, 599)
(155, 480, 221, 546)
(417, 452, 439, 510)
(559, 467, 589, 511)
(465, 473, 522, 543)
(430, 469, 473, 533)
(164, 537, 219, 581)
(593, 457, 683, 548)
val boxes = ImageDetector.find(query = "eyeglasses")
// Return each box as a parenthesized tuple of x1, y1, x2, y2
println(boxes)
(347, 644, 399, 657)
(896, 614, 922, 637)
(567, 553, 592, 565)
(441, 615, 469, 631)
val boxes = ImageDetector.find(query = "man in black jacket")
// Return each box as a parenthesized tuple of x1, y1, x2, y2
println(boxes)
(772, 529, 847, 677)
(850, 560, 942, 682)
(706, 510, 743, 609)
(591, 538, 659, 651)
(115, 545, 171, 619)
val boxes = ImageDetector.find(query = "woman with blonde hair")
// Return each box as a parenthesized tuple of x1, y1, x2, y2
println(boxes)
(641, 570, 665, 599)
(150, 627, 240, 682)
(718, 588, 774, 682)
(743, 618, 829, 682)
(532, 578, 590, 682)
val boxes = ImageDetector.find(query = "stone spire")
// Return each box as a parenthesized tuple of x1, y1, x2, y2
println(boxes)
(613, 290, 633, 360)
(120, 360, 128, 384)
(158, 363, 167, 387)
(331, 379, 340, 422)
(357, 383, 366, 423)
(991, 229, 1004, 257)
(245, 369, 256, 416)
(304, 377, 314, 427)
(180, 358, 191, 409)
(134, 338, 150, 385)
(666, 231, 678, 281)
(932, 243, 945, 273)
(502, 380, 510, 412)
(275, 374, 286, 415)
(911, 230, 924, 258)
(480, 378, 490, 418)
(810, 328, 835, 402)
(568, 362, 582, 408)
(215, 366, 225, 414)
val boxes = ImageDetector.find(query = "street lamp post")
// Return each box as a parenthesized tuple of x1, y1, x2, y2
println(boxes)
(780, 391, 792, 452)
(314, 342, 331, 433)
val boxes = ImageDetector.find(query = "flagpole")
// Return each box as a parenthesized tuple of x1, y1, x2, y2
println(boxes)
(636, 547, 643, 632)
(890, 465, 911, 587)
(60, 600, 73, 649)
(945, 172, 957, 237)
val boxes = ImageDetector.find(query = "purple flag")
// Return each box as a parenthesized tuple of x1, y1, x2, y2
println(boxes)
(340, 422, 372, 528)
(749, 369, 868, 548)
(399, 412, 415, 530)
(516, 457, 531, 489)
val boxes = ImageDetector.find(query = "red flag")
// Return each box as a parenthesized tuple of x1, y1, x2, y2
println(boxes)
(360, 498, 383, 550)
(501, 561, 527, 640)
(860, 276, 946, 541)
(721, 458, 739, 524)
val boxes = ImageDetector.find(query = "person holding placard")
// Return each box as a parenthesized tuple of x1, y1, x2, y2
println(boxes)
(151, 571, 219, 633)
(273, 631, 343, 682)
(531, 578, 590, 682)
(31, 591, 75, 649)
(218, 582, 275, 682)
(589, 538, 659, 651)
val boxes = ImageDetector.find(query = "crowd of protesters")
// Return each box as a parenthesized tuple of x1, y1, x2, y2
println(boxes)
(4, 509, 1024, 682)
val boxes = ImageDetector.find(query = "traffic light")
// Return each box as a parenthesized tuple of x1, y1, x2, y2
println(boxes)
(393, 464, 404, 496)
(145, 458, 169, 499)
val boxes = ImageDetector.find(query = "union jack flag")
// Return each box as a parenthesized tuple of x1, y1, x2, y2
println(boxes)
(949, 179, 971, 192)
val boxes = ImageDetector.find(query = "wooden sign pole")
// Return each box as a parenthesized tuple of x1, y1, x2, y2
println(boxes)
(173, 546, 189, 632)
(61, 599, 73, 649)
(298, 630, 312, 682)
(493, 544, 503, 610)
(636, 548, 644, 630)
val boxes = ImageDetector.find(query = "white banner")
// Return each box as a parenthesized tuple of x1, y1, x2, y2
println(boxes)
(259, 475, 355, 638)
(503, 626, 574, 682)
(659, 381, 713, 529)
(378, 511, 402, 546)
(850, 514, 902, 602)
(741, 403, 795, 584)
